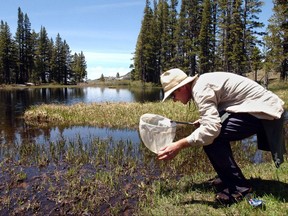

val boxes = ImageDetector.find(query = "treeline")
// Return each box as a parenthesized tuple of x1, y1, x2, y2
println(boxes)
(132, 0, 288, 83)
(0, 7, 87, 85)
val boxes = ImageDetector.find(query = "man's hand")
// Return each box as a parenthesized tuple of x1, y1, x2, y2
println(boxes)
(157, 138, 190, 160)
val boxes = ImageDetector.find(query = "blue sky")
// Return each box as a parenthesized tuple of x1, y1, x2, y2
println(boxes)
(1, 0, 273, 80)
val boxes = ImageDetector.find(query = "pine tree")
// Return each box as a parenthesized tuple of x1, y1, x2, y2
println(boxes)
(230, 0, 245, 75)
(62, 40, 72, 85)
(24, 13, 34, 83)
(71, 51, 87, 83)
(242, 0, 265, 74)
(134, 0, 156, 82)
(29, 30, 39, 83)
(250, 46, 263, 81)
(176, 0, 202, 75)
(265, 0, 288, 80)
(78, 51, 87, 82)
(0, 21, 14, 84)
(35, 26, 51, 83)
(100, 73, 105, 81)
(198, 0, 214, 74)
(167, 0, 179, 68)
(154, 0, 168, 73)
(217, 0, 233, 72)
(15, 7, 25, 83)
(51, 33, 63, 83)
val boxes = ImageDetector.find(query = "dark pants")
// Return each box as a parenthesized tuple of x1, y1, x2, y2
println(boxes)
(203, 112, 264, 193)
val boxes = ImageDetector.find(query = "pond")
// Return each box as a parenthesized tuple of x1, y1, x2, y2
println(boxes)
(0, 86, 163, 148)
(1, 85, 287, 215)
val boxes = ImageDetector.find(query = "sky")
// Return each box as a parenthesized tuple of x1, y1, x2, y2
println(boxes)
(0, 0, 273, 80)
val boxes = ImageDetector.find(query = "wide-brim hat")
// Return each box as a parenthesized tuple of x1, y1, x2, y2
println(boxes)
(160, 68, 198, 101)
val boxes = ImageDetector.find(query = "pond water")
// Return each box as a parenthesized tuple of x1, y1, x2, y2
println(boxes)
(0, 86, 286, 164)
(0, 86, 163, 148)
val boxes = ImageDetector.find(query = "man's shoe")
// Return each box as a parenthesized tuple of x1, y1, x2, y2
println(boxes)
(216, 187, 253, 205)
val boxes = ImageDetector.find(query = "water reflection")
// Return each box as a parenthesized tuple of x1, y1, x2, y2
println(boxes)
(0, 86, 286, 165)
(241, 135, 264, 164)
(32, 126, 141, 147)
(0, 86, 162, 146)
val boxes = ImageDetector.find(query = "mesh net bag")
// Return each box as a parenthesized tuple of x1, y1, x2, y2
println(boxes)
(139, 113, 176, 154)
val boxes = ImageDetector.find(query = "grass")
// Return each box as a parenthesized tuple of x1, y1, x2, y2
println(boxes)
(139, 161, 288, 216)
(24, 100, 199, 129)
(2, 134, 287, 215)
(3, 80, 288, 215)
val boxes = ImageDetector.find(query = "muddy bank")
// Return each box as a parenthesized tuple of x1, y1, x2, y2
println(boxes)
(0, 160, 161, 215)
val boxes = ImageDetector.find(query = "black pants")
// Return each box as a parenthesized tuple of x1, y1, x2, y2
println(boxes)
(203, 112, 264, 193)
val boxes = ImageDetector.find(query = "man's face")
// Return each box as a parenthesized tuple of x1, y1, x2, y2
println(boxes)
(171, 85, 191, 104)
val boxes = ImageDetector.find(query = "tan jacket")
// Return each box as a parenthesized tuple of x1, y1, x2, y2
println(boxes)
(186, 72, 285, 146)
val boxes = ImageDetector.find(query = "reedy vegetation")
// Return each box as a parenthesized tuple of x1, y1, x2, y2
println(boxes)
(24, 100, 198, 128)
(24, 81, 288, 128)
(19, 81, 288, 215)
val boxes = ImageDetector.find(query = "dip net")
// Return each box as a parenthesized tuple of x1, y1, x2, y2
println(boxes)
(139, 113, 176, 154)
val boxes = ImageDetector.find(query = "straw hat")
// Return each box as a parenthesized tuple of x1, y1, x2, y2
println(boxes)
(160, 68, 198, 101)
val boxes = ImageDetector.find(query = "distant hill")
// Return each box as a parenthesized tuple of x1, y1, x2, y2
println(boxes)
(87, 72, 131, 82)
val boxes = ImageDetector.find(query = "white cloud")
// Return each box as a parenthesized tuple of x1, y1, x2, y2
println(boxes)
(84, 51, 133, 79)
(84, 51, 133, 63)
(87, 66, 131, 80)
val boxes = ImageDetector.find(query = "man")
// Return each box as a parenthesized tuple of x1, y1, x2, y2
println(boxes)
(158, 68, 286, 204)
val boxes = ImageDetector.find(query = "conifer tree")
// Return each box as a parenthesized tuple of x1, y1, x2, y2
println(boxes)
(71, 51, 87, 83)
(0, 7, 86, 85)
(15, 7, 25, 83)
(134, 0, 156, 82)
(62, 40, 72, 85)
(198, 0, 214, 74)
(230, 0, 245, 75)
(176, 0, 202, 75)
(242, 0, 265, 74)
(78, 51, 87, 81)
(51, 33, 63, 83)
(29, 30, 39, 83)
(35, 26, 51, 83)
(265, 0, 288, 80)
(167, 0, 179, 68)
(250, 46, 262, 81)
(155, 0, 171, 73)
(24, 13, 34, 82)
(217, 0, 233, 72)
(0, 21, 14, 84)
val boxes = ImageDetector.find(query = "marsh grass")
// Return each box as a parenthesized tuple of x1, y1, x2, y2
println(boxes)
(5, 82, 288, 214)
(24, 100, 199, 128)
(1, 132, 288, 215)
(0, 136, 145, 214)
(23, 80, 288, 129)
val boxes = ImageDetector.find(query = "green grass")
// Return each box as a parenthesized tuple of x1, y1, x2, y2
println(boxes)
(12, 81, 288, 214)
(139, 161, 288, 216)
(24, 100, 199, 128)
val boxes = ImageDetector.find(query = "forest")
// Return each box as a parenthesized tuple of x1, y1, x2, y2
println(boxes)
(132, 0, 288, 84)
(1, 1, 287, 86)
(0, 7, 87, 85)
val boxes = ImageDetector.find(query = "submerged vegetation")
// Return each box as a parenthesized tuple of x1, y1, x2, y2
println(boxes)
(1, 127, 287, 215)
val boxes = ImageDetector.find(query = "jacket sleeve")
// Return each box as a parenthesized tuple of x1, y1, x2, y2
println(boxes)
(186, 84, 222, 146)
